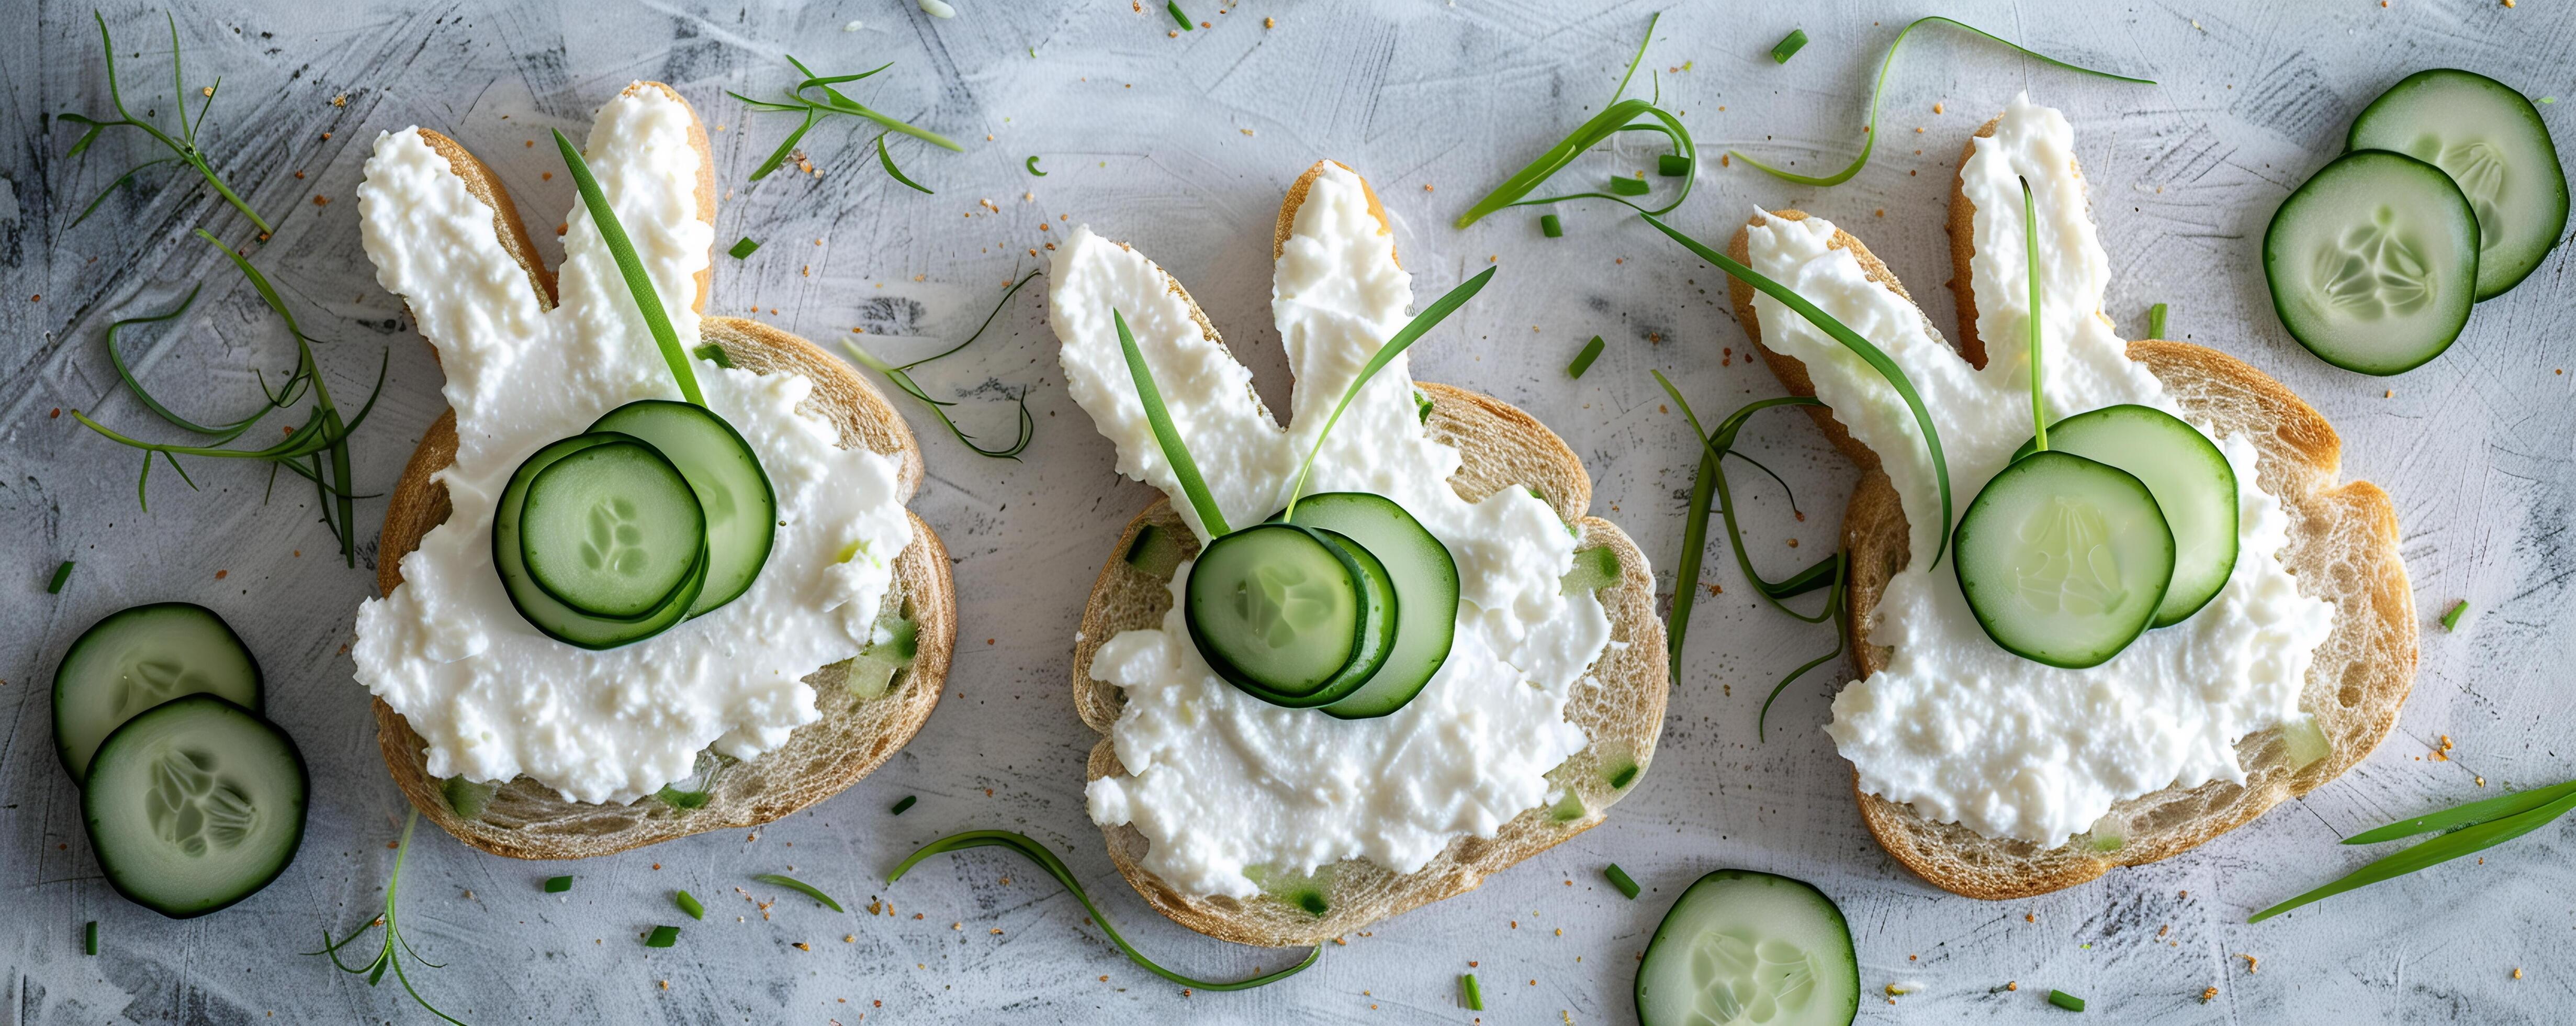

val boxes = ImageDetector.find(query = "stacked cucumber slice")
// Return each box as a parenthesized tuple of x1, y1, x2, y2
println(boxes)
(2267, 68, 2566, 374)
(52, 604, 308, 918)
(493, 400, 775, 650)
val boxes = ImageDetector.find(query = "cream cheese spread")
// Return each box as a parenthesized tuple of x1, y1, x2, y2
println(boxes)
(1746, 95, 2336, 845)
(1049, 164, 1614, 898)
(351, 87, 913, 805)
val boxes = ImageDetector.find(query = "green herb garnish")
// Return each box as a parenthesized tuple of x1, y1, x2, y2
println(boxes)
(891, 794, 918, 815)
(1769, 28, 1810, 64)
(842, 269, 1043, 460)
(311, 810, 466, 1025)
(1455, 14, 1694, 227)
(1540, 213, 1563, 237)
(728, 237, 761, 260)
(1113, 308, 1231, 535)
(1166, 1, 1193, 30)
(544, 875, 572, 894)
(1460, 972, 1484, 1010)
(1026, 154, 1048, 176)
(2440, 599, 2468, 632)
(60, 13, 274, 235)
(1731, 17, 2153, 188)
(675, 890, 705, 920)
(1282, 267, 1498, 519)
(1644, 214, 1953, 568)
(730, 56, 961, 185)
(692, 342, 736, 369)
(2048, 989, 2086, 1012)
(874, 133, 932, 194)
(1569, 335, 1606, 378)
(48, 561, 75, 594)
(1607, 762, 1639, 789)
(656, 784, 711, 809)
(554, 130, 702, 407)
(890, 830, 1320, 990)
(2146, 302, 2169, 340)
(1604, 863, 1640, 900)
(2249, 778, 2576, 922)
(1657, 153, 1692, 177)
(1414, 388, 1434, 422)
(753, 873, 845, 912)
(644, 925, 680, 948)
(1607, 174, 1650, 196)
(84, 921, 98, 955)
(73, 237, 387, 567)
(2022, 178, 2048, 451)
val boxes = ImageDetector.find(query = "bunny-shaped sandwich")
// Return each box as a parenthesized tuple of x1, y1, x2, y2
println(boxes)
(1052, 161, 1669, 944)
(1722, 96, 2416, 898)
(353, 83, 953, 857)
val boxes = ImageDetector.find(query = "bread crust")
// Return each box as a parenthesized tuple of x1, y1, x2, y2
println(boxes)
(366, 82, 951, 860)
(1067, 162, 1666, 945)
(1726, 116, 2415, 899)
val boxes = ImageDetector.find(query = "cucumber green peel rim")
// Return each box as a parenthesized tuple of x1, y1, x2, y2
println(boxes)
(59, 12, 274, 234)
(554, 130, 703, 408)
(1729, 16, 2153, 188)
(1455, 14, 1694, 227)
(752, 873, 845, 912)
(890, 830, 1321, 990)
(73, 233, 389, 567)
(1643, 213, 1954, 569)
(309, 810, 467, 1025)
(2250, 777, 2576, 922)
(1281, 266, 1498, 519)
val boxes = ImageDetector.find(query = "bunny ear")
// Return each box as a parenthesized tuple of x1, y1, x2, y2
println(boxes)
(357, 128, 557, 406)
(1271, 161, 1419, 448)
(1948, 95, 2119, 380)
(1048, 227, 1286, 541)
(552, 82, 718, 342)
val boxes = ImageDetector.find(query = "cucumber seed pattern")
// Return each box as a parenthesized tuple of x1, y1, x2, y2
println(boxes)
(147, 746, 258, 858)
(586, 496, 653, 576)
(1685, 928, 1826, 1024)
(2012, 496, 2129, 616)
(2316, 207, 2436, 319)
(114, 655, 207, 721)
(2435, 140, 2506, 254)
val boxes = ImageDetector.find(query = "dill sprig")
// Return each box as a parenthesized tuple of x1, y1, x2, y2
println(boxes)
(309, 810, 468, 1024)
(70, 230, 386, 567)
(729, 55, 961, 187)
(842, 270, 1044, 459)
(60, 12, 275, 236)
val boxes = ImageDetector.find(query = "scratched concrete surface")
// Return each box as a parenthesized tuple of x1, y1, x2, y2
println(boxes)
(5, 1, 2573, 1022)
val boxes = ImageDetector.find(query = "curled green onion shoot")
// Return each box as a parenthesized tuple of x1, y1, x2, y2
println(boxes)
(1455, 14, 1693, 228)
(1026, 155, 1048, 176)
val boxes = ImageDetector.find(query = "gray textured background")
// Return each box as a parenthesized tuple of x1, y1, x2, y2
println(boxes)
(6, 1, 2573, 1022)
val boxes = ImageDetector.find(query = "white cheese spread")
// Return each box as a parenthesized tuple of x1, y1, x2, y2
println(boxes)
(1746, 95, 2336, 845)
(1049, 164, 1614, 898)
(351, 87, 913, 805)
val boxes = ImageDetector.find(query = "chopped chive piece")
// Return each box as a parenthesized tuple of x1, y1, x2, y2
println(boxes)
(1607, 175, 1651, 196)
(692, 342, 736, 369)
(2146, 302, 2169, 340)
(891, 794, 918, 815)
(1604, 863, 1640, 900)
(1025, 154, 1048, 176)
(1540, 213, 1564, 237)
(1770, 28, 1809, 64)
(1569, 335, 1607, 377)
(1607, 763, 1639, 789)
(2441, 599, 2469, 632)
(891, 830, 1320, 990)
(1414, 389, 1434, 423)
(675, 890, 705, 920)
(1461, 972, 1484, 1010)
(753, 873, 845, 912)
(47, 560, 74, 594)
(645, 925, 680, 948)
(729, 237, 761, 260)
(1295, 891, 1328, 915)
(85, 921, 98, 955)
(544, 875, 572, 893)
(2048, 989, 2086, 1012)
(1166, 1, 1192, 30)
(1657, 153, 1692, 176)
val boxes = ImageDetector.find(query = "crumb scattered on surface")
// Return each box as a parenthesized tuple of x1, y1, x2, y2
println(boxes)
(2239, 953, 2259, 974)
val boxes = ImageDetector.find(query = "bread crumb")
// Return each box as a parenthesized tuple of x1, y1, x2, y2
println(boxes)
(2200, 986, 2217, 1003)
(1264, 16, 1275, 27)
(793, 942, 811, 951)
(2007, 982, 2018, 991)
(1933, 101, 1945, 114)
(2513, 967, 2524, 979)
(2238, 953, 2259, 974)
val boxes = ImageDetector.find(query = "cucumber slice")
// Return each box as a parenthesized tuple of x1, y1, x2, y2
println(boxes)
(1184, 522, 1383, 701)
(520, 439, 707, 619)
(1953, 451, 2175, 669)
(494, 433, 710, 650)
(1281, 492, 1461, 721)
(588, 399, 778, 617)
(2264, 150, 2480, 375)
(2012, 405, 2236, 628)
(81, 695, 308, 919)
(53, 603, 262, 782)
(1634, 869, 1859, 1026)
(2348, 68, 2569, 300)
